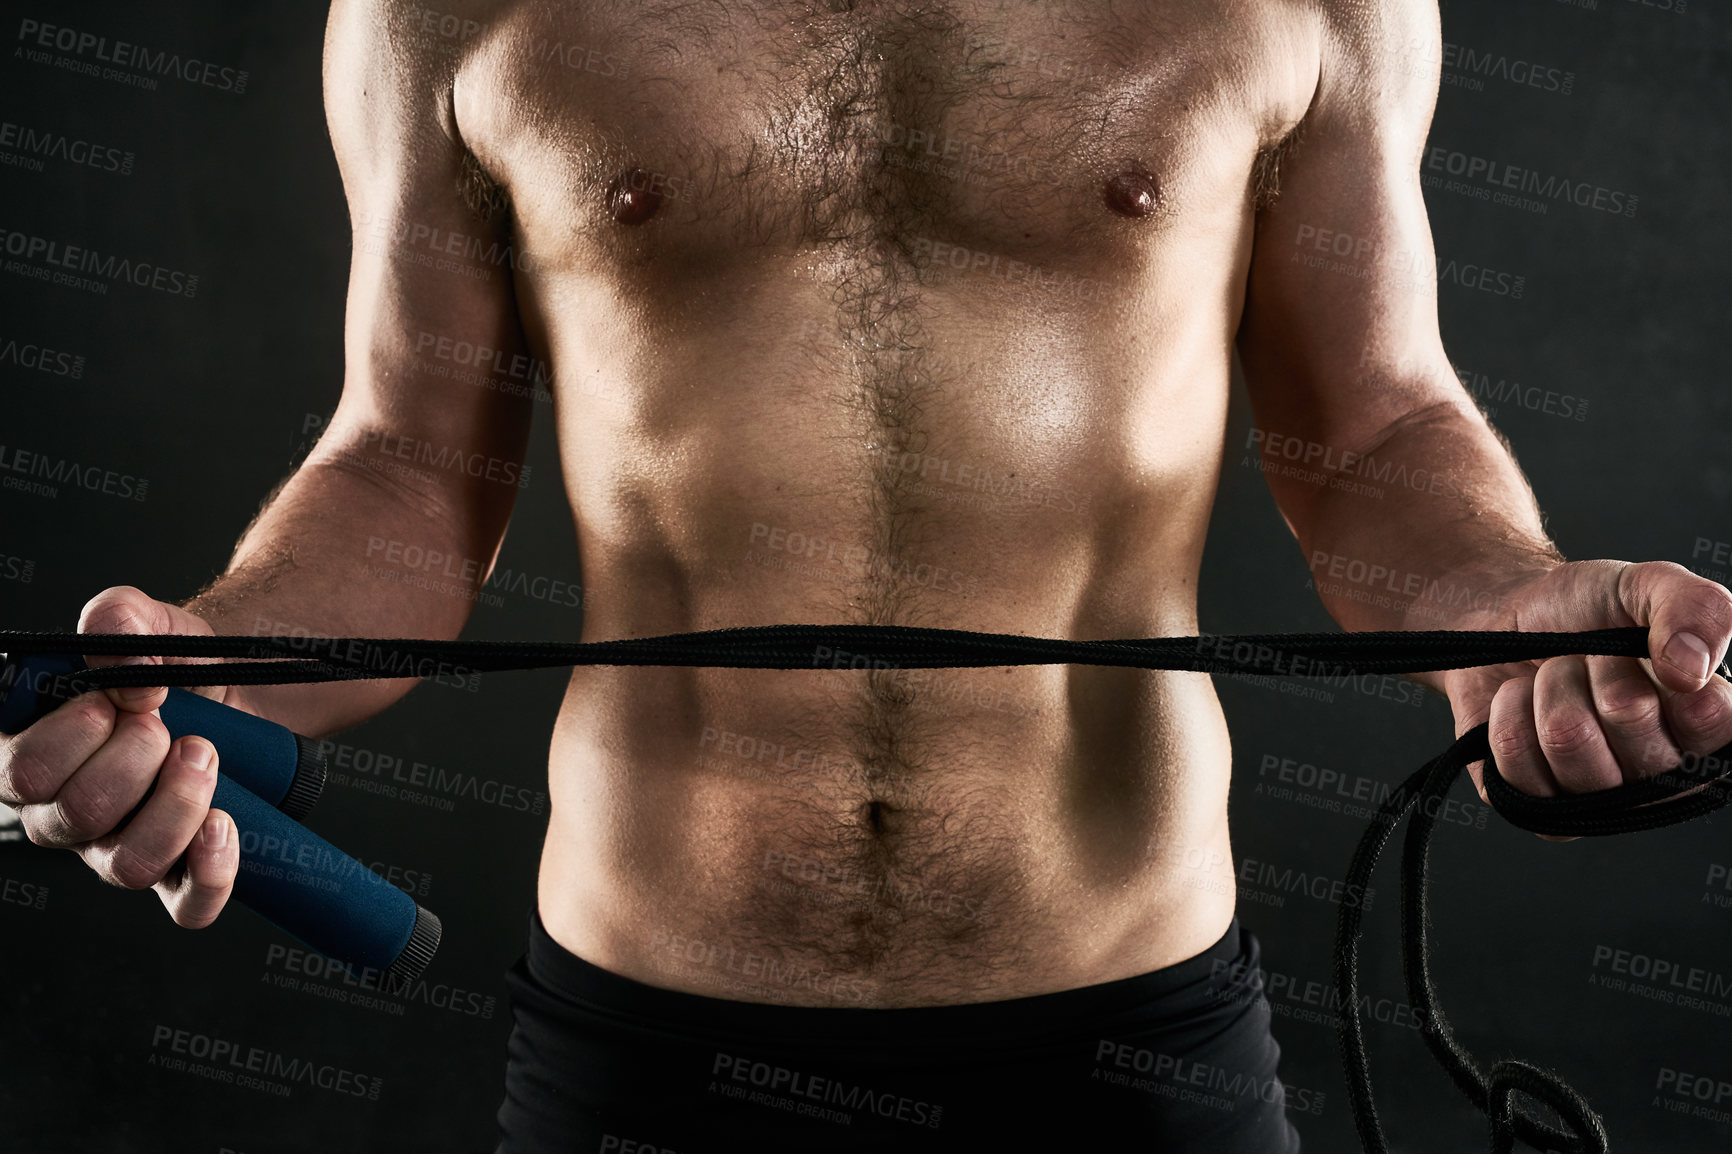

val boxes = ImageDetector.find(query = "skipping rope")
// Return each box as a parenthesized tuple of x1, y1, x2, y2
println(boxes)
(5, 621, 1730, 1154)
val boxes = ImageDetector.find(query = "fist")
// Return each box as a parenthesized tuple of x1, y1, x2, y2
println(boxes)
(0, 586, 240, 926)
(1445, 561, 1732, 840)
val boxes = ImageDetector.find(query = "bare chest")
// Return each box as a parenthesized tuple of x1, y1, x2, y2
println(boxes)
(455, 0, 1309, 271)
(459, 1, 1308, 991)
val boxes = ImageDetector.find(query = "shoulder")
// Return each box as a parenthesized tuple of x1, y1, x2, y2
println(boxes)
(323, 1, 509, 135)
(324, 1, 523, 224)
(323, 1, 517, 178)
(1262, 0, 1440, 174)
(325, 0, 507, 57)
(1312, 0, 1441, 118)
(1313, 0, 1439, 49)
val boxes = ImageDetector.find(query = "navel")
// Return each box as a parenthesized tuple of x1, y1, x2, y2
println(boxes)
(1102, 163, 1160, 219)
(606, 167, 664, 226)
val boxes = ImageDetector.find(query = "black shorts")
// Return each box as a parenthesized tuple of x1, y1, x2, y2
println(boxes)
(496, 912, 1302, 1153)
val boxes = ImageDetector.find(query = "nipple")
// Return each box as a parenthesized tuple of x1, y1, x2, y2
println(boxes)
(606, 168, 664, 226)
(1102, 163, 1160, 218)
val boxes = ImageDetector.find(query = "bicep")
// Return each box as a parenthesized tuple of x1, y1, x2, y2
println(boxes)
(1236, 0, 1467, 470)
(318, 0, 532, 503)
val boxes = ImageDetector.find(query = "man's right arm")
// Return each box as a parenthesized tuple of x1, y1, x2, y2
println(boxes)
(183, 0, 534, 735)
(0, 0, 533, 925)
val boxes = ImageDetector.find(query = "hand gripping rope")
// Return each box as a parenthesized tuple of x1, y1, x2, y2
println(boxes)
(3, 623, 1729, 1152)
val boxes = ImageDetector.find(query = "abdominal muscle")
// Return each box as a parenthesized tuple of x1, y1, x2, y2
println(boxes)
(518, 183, 1249, 1007)
(533, 607, 1241, 1008)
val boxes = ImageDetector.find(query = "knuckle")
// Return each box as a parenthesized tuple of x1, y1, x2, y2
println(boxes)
(78, 585, 153, 633)
(1536, 711, 1601, 756)
(22, 815, 60, 849)
(161, 772, 214, 813)
(166, 892, 222, 929)
(110, 844, 167, 891)
(63, 695, 119, 744)
(1634, 560, 1703, 593)
(2, 744, 58, 804)
(1636, 560, 1691, 582)
(114, 709, 170, 754)
(1672, 688, 1730, 735)
(1487, 722, 1532, 762)
(4, 700, 118, 803)
(1685, 590, 1732, 640)
(1594, 685, 1663, 732)
(54, 786, 119, 842)
(1698, 577, 1732, 619)
(1647, 562, 1732, 629)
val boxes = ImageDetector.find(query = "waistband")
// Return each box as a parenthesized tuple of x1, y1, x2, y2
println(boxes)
(519, 908, 1254, 1049)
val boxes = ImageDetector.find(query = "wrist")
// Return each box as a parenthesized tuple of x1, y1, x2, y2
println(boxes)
(1395, 563, 1561, 697)
(1395, 561, 1559, 635)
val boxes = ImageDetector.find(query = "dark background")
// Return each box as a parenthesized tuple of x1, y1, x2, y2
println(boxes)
(1, 1, 1728, 1151)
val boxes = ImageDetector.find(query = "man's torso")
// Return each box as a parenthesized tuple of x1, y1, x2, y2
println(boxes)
(426, 0, 1320, 1005)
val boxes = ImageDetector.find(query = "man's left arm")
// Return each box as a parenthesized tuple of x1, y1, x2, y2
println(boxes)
(1236, 0, 1732, 810)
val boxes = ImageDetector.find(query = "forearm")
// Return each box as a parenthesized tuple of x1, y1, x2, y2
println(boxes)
(179, 455, 509, 736)
(1279, 402, 1563, 688)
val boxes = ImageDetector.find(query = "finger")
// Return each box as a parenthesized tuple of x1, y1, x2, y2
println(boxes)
(24, 710, 170, 848)
(1445, 666, 1509, 734)
(1617, 562, 1732, 693)
(155, 807, 238, 929)
(78, 586, 218, 712)
(1584, 655, 1680, 783)
(0, 692, 115, 807)
(1532, 655, 1623, 794)
(1487, 671, 1580, 844)
(1446, 662, 1521, 804)
(1484, 673, 1555, 799)
(76, 736, 218, 891)
(1654, 669, 1732, 763)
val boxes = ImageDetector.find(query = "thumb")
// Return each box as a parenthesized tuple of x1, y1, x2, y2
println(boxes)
(1617, 562, 1732, 694)
(77, 585, 218, 712)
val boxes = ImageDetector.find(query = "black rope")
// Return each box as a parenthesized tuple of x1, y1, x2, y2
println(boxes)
(5, 623, 1730, 1152)
(0, 623, 1707, 683)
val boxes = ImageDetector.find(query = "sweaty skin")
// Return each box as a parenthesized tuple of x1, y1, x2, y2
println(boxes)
(451, 0, 1328, 1005)
(164, 0, 1564, 1006)
(291, 0, 1466, 1007)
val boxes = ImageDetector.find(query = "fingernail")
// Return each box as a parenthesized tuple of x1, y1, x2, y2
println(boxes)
(183, 740, 214, 773)
(1663, 631, 1713, 683)
(202, 813, 228, 849)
